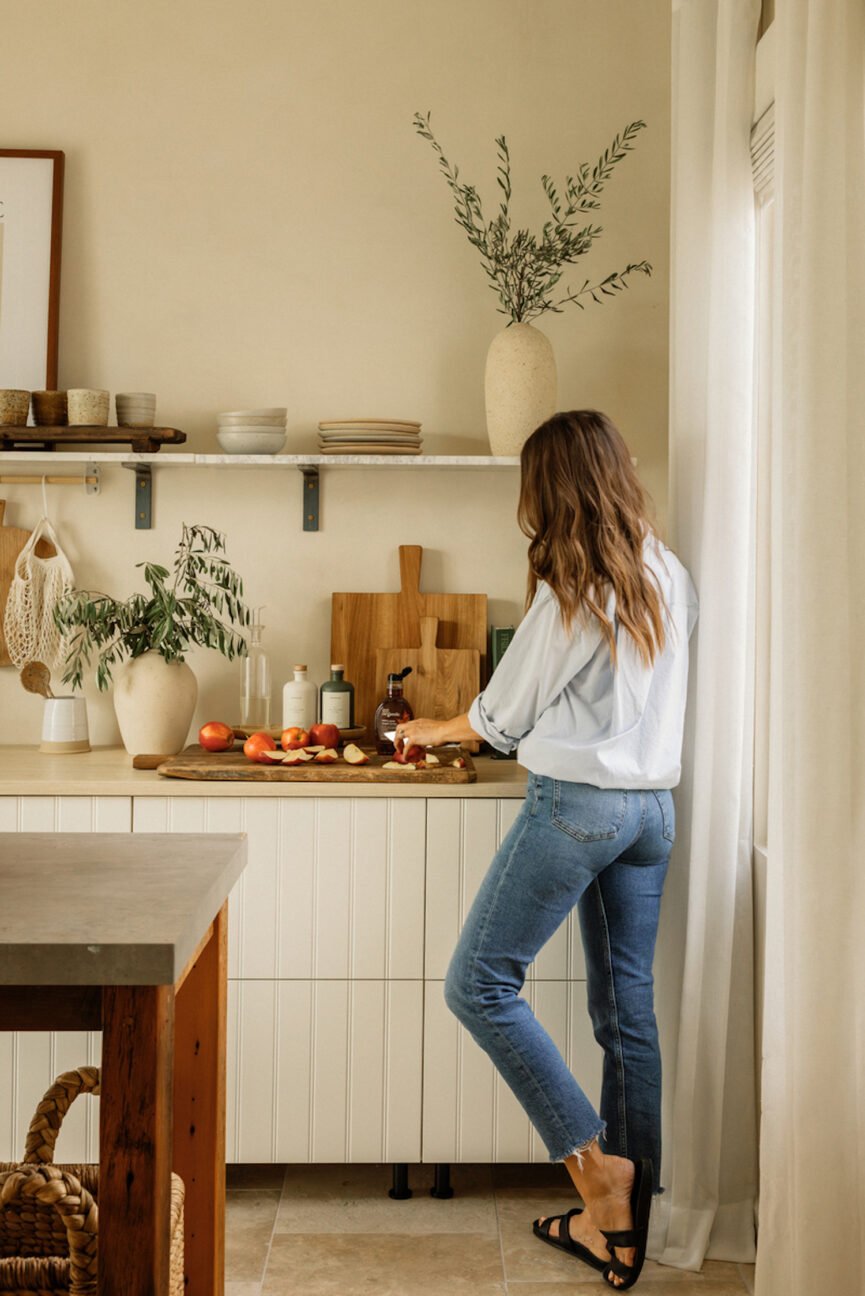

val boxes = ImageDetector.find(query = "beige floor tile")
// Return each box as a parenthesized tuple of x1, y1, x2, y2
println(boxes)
(261, 1232, 505, 1295)
(508, 1285, 748, 1295)
(225, 1284, 262, 1296)
(227, 1163, 287, 1191)
(493, 1161, 572, 1192)
(276, 1162, 496, 1235)
(226, 1189, 281, 1282)
(497, 1191, 594, 1282)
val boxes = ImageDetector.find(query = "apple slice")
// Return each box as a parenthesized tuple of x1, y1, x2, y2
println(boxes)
(451, 756, 467, 769)
(382, 760, 416, 770)
(314, 748, 340, 764)
(425, 752, 440, 766)
(343, 743, 370, 766)
(257, 749, 288, 765)
(303, 745, 326, 754)
(281, 750, 306, 765)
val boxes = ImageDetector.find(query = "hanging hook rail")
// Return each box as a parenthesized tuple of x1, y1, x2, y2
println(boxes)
(0, 465, 101, 494)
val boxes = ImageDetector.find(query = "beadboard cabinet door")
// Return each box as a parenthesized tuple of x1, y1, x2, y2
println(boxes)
(226, 979, 423, 1163)
(132, 797, 426, 979)
(0, 796, 128, 1163)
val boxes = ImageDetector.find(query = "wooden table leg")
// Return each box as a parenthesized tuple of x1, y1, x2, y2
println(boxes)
(173, 902, 228, 1295)
(100, 984, 175, 1295)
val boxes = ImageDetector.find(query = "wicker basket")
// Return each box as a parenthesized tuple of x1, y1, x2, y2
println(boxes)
(0, 1067, 184, 1295)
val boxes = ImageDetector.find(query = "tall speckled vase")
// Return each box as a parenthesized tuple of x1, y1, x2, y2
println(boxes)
(112, 650, 198, 757)
(484, 322, 557, 455)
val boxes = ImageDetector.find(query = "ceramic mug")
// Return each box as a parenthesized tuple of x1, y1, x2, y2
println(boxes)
(32, 391, 68, 426)
(116, 392, 156, 428)
(40, 697, 90, 754)
(0, 390, 31, 426)
(67, 389, 110, 426)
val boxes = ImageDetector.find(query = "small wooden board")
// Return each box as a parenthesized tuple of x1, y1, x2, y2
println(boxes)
(157, 745, 475, 783)
(376, 617, 479, 725)
(0, 426, 186, 453)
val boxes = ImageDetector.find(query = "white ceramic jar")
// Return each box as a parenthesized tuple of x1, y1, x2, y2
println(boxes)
(112, 651, 197, 757)
(282, 664, 318, 731)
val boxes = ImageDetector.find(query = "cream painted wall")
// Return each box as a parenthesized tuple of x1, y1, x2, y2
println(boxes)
(0, 0, 670, 746)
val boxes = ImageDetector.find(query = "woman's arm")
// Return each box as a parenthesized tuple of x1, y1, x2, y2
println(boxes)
(396, 713, 481, 748)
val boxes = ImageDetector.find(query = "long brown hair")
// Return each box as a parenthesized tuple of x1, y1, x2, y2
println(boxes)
(517, 410, 665, 666)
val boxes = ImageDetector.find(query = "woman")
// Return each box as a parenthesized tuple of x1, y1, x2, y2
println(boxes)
(396, 410, 697, 1291)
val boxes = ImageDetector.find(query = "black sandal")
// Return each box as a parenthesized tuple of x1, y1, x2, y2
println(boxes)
(532, 1207, 607, 1273)
(599, 1157, 653, 1290)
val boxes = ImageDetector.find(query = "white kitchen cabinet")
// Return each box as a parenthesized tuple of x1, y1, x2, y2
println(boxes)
(0, 796, 127, 1163)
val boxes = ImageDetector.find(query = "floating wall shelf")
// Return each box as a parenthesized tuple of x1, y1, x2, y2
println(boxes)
(0, 451, 520, 531)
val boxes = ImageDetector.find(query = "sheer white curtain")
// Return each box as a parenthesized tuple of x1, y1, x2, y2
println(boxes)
(652, 0, 760, 1270)
(756, 1, 865, 1293)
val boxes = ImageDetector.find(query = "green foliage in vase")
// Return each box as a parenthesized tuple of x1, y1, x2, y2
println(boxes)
(54, 523, 250, 691)
(413, 111, 652, 325)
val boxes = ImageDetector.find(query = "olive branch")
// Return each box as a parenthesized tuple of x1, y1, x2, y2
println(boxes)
(54, 523, 250, 691)
(413, 112, 652, 324)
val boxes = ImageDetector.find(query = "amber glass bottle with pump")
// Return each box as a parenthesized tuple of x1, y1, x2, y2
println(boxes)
(374, 666, 413, 754)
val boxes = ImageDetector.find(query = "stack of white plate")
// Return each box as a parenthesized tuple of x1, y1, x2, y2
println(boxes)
(317, 419, 423, 454)
(217, 408, 287, 454)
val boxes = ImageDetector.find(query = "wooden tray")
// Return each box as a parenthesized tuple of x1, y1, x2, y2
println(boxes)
(157, 744, 475, 783)
(0, 426, 186, 453)
(230, 724, 366, 742)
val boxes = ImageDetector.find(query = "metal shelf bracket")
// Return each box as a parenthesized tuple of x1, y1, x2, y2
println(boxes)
(299, 465, 320, 531)
(123, 462, 153, 529)
(85, 463, 101, 496)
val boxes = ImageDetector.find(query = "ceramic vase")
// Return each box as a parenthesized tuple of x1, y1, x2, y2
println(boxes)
(484, 322, 557, 455)
(113, 650, 198, 757)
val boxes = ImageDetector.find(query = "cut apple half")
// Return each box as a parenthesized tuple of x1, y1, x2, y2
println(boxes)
(343, 743, 369, 766)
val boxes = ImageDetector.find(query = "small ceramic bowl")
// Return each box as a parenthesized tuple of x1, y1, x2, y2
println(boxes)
(31, 391, 68, 426)
(67, 388, 110, 426)
(218, 407, 287, 419)
(0, 390, 31, 426)
(217, 429, 287, 454)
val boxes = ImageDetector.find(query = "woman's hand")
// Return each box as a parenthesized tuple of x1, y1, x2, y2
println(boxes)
(395, 713, 483, 749)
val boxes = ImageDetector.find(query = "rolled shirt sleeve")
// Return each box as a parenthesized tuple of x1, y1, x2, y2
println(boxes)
(468, 583, 604, 753)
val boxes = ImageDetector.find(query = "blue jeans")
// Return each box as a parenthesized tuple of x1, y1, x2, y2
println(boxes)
(444, 773, 674, 1188)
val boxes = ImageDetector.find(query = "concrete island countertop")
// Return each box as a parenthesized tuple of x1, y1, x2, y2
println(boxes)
(0, 746, 529, 798)
(0, 832, 246, 984)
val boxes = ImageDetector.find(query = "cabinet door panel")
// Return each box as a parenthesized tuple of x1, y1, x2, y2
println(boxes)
(132, 796, 425, 980)
(425, 799, 584, 982)
(226, 980, 422, 1164)
(422, 978, 600, 1163)
(0, 798, 126, 1162)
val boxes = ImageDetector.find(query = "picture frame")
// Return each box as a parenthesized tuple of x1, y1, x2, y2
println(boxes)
(0, 149, 64, 391)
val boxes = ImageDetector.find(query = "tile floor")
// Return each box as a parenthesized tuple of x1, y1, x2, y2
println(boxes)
(225, 1163, 756, 1295)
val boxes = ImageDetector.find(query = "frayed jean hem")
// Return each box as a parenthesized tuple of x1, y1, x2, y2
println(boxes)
(549, 1121, 607, 1168)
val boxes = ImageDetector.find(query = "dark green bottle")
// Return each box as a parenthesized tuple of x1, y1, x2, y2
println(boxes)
(320, 664, 354, 729)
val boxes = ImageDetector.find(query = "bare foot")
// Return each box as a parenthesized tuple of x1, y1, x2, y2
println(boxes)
(582, 1153, 636, 1287)
(537, 1206, 610, 1265)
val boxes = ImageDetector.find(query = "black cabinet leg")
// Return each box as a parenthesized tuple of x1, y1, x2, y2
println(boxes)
(388, 1163, 412, 1199)
(430, 1162, 454, 1199)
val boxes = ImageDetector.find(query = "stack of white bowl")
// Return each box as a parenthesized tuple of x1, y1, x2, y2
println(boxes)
(217, 408, 287, 454)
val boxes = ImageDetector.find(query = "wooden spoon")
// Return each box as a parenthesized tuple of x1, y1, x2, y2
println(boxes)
(20, 660, 54, 699)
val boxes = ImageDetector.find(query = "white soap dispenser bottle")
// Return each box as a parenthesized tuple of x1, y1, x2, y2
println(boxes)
(282, 664, 318, 731)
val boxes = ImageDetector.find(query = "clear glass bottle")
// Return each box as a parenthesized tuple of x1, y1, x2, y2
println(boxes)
(240, 610, 272, 729)
(282, 664, 318, 731)
(374, 667, 413, 754)
(320, 664, 354, 729)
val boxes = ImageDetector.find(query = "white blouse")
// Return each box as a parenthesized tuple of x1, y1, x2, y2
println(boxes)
(468, 537, 698, 789)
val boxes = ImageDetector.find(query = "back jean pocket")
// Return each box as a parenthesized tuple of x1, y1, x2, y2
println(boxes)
(652, 789, 676, 843)
(552, 781, 628, 842)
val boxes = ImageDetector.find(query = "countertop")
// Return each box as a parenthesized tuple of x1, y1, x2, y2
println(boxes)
(0, 746, 529, 798)
(0, 831, 246, 984)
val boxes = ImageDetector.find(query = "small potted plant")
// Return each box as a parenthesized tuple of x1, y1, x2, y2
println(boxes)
(413, 112, 652, 453)
(54, 523, 249, 757)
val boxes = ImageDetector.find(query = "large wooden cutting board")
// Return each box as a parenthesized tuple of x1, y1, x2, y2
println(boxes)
(376, 617, 479, 726)
(158, 745, 476, 783)
(0, 500, 56, 667)
(331, 546, 487, 734)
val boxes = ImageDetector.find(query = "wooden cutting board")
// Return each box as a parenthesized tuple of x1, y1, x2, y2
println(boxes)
(331, 546, 487, 734)
(157, 745, 476, 783)
(0, 500, 56, 668)
(376, 617, 479, 725)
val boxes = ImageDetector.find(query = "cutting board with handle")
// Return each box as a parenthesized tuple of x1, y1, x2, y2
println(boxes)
(157, 745, 476, 783)
(331, 545, 487, 735)
(376, 617, 480, 727)
(0, 500, 56, 668)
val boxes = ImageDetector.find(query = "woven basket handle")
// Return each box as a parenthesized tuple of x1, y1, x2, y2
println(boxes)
(0, 1164, 98, 1296)
(23, 1066, 101, 1166)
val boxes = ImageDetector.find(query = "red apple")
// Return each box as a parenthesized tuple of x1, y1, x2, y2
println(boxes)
(405, 744, 426, 764)
(314, 748, 340, 763)
(244, 732, 277, 762)
(199, 720, 235, 752)
(309, 722, 341, 749)
(281, 726, 311, 751)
